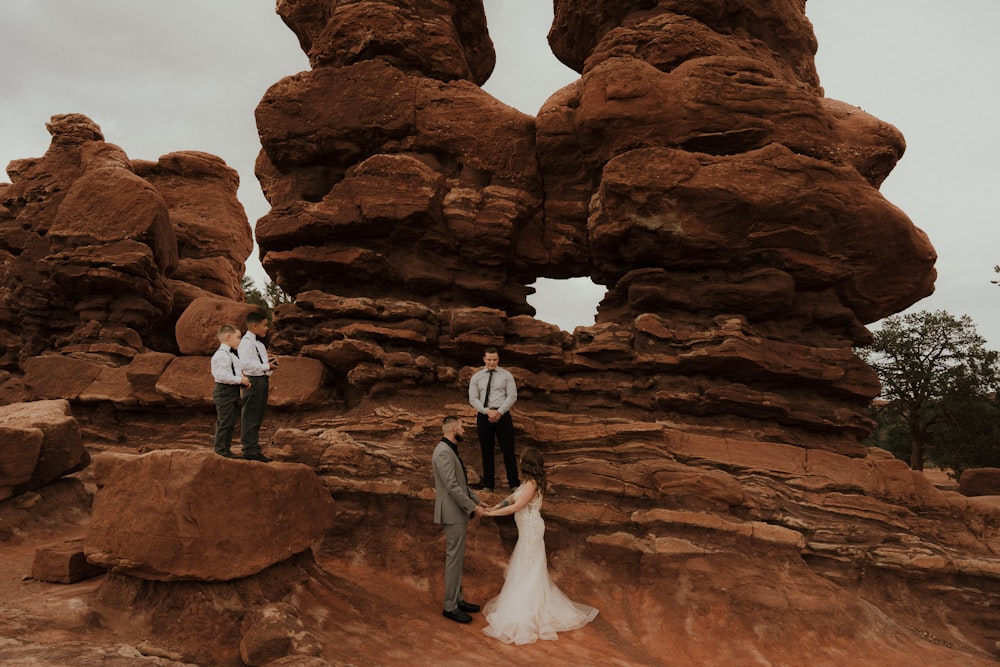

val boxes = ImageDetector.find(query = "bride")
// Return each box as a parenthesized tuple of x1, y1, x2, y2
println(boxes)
(481, 447, 598, 644)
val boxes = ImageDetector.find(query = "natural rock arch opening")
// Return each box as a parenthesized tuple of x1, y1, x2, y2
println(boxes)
(527, 277, 606, 332)
(253, 0, 935, 449)
(480, 1, 576, 115)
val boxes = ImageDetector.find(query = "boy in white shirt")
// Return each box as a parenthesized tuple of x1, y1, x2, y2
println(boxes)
(211, 324, 250, 457)
(238, 312, 278, 462)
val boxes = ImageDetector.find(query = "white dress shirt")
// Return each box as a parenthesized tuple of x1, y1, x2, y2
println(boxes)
(211, 344, 243, 385)
(238, 331, 272, 377)
(468, 367, 517, 415)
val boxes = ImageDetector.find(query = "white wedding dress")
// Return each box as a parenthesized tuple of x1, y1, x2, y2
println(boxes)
(482, 486, 599, 645)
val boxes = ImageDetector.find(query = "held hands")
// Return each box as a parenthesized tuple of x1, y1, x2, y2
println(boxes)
(475, 499, 500, 518)
(483, 496, 513, 517)
(240, 374, 251, 387)
(486, 408, 501, 423)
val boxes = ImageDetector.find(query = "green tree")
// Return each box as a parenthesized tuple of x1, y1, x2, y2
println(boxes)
(241, 276, 291, 309)
(241, 276, 267, 307)
(932, 392, 1000, 475)
(264, 279, 293, 308)
(864, 403, 911, 462)
(858, 310, 1000, 470)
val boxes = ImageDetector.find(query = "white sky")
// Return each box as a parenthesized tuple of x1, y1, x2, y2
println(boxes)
(2, 1, 998, 348)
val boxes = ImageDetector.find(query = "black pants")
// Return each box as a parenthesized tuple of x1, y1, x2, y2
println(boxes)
(476, 412, 519, 489)
(212, 383, 240, 454)
(241, 375, 269, 456)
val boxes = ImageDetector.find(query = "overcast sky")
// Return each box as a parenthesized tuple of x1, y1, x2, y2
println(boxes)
(2, 1, 998, 350)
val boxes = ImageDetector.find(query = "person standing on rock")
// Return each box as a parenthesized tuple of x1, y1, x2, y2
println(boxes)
(238, 311, 278, 462)
(468, 347, 520, 492)
(433, 415, 486, 623)
(211, 324, 250, 458)
(481, 447, 598, 644)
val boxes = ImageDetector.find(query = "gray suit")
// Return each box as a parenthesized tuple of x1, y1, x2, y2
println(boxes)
(432, 438, 480, 612)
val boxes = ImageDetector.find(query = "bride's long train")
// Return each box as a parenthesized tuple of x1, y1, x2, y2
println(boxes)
(481, 492, 598, 645)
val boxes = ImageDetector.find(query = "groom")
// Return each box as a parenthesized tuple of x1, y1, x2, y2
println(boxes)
(432, 415, 485, 623)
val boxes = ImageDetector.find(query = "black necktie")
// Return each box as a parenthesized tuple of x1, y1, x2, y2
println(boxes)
(483, 370, 495, 409)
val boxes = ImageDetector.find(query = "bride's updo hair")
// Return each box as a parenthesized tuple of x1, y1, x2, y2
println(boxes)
(519, 447, 546, 493)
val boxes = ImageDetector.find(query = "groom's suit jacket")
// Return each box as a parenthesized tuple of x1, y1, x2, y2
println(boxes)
(433, 439, 480, 524)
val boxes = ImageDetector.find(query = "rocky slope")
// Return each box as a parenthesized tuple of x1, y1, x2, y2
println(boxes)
(0, 1, 997, 666)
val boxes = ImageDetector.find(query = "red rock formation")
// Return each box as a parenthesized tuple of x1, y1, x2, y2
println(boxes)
(252, 0, 935, 458)
(85, 450, 334, 581)
(960, 467, 1000, 497)
(133, 151, 253, 305)
(277, 0, 495, 84)
(534, 0, 935, 453)
(0, 113, 252, 375)
(255, 60, 540, 313)
(0, 399, 87, 501)
(31, 538, 106, 583)
(1, 2, 997, 666)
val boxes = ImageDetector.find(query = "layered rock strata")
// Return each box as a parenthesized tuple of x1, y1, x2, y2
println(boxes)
(255, 0, 935, 456)
(0, 113, 252, 370)
(1, 2, 995, 666)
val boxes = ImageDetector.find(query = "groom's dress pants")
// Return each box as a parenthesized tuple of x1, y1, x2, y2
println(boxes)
(443, 521, 468, 612)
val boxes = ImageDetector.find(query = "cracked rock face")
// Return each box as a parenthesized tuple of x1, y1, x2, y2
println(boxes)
(0, 114, 253, 369)
(5, 4, 994, 667)
(254, 0, 934, 453)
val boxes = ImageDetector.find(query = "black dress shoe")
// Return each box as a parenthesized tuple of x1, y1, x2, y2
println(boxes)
(215, 451, 236, 458)
(243, 453, 271, 462)
(442, 608, 473, 623)
(457, 600, 480, 613)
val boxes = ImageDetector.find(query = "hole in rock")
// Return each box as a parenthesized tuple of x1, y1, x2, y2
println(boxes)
(481, 1, 577, 114)
(528, 278, 606, 333)
(479, 4, 600, 335)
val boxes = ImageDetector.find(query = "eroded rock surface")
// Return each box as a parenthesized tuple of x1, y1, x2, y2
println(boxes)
(960, 467, 1000, 497)
(0, 113, 252, 381)
(85, 450, 334, 581)
(253, 0, 934, 458)
(0, 2, 996, 667)
(0, 399, 87, 501)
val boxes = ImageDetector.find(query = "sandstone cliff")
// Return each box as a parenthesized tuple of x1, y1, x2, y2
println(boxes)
(0, 1, 996, 666)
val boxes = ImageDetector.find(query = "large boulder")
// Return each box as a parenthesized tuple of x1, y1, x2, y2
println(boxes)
(278, 0, 495, 84)
(959, 467, 1000, 497)
(154, 355, 329, 408)
(85, 450, 335, 581)
(174, 296, 262, 356)
(0, 400, 87, 500)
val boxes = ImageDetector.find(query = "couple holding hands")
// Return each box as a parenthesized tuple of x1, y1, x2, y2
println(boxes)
(431, 415, 598, 645)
